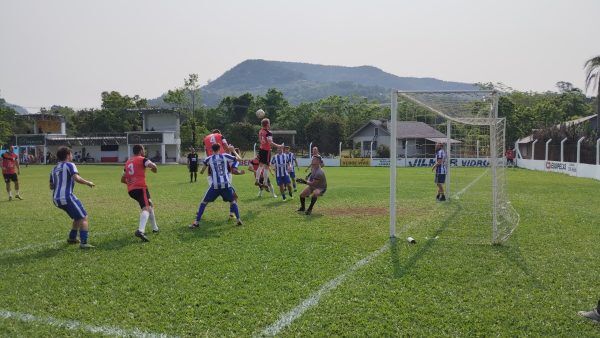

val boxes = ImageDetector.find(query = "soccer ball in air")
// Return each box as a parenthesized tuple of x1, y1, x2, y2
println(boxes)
(256, 109, 266, 119)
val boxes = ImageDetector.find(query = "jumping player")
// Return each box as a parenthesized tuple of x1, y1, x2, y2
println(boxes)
(122, 144, 159, 242)
(191, 143, 242, 227)
(248, 157, 277, 197)
(297, 156, 327, 215)
(49, 146, 95, 249)
(187, 147, 199, 182)
(256, 118, 282, 190)
(271, 146, 293, 201)
(432, 143, 447, 201)
(2, 146, 22, 201)
(284, 146, 299, 191)
(203, 129, 229, 156)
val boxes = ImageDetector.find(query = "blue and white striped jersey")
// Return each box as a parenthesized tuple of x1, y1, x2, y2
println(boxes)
(50, 162, 79, 205)
(286, 153, 296, 173)
(271, 153, 290, 178)
(204, 153, 237, 189)
(435, 149, 447, 174)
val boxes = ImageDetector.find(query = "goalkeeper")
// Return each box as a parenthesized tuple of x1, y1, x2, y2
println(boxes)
(297, 157, 327, 215)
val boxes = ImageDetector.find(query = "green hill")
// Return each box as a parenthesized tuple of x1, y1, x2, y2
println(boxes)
(152, 59, 479, 106)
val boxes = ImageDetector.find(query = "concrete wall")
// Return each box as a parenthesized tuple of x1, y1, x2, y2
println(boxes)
(518, 158, 600, 181)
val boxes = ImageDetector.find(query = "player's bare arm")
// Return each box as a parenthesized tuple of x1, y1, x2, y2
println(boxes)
(200, 164, 208, 175)
(73, 174, 95, 188)
(147, 161, 158, 173)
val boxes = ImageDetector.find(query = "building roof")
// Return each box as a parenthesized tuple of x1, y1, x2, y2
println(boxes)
(517, 114, 598, 144)
(348, 119, 450, 140)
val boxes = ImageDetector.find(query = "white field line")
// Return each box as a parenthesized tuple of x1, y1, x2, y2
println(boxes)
(260, 172, 486, 336)
(260, 244, 389, 336)
(453, 169, 489, 199)
(0, 309, 175, 338)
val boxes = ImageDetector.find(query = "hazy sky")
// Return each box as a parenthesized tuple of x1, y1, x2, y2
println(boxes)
(1, 0, 598, 112)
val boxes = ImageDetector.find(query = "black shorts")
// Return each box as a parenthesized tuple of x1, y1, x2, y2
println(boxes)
(128, 188, 153, 209)
(435, 173, 446, 184)
(189, 165, 198, 173)
(309, 186, 326, 196)
(3, 174, 18, 183)
(258, 149, 271, 165)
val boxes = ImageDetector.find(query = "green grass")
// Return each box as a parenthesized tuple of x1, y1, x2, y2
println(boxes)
(0, 165, 599, 336)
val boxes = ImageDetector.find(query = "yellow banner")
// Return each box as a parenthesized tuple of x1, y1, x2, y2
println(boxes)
(340, 157, 371, 167)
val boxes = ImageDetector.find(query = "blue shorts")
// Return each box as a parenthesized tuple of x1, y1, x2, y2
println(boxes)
(276, 175, 291, 186)
(55, 197, 87, 220)
(289, 171, 296, 179)
(202, 186, 235, 203)
(435, 173, 446, 184)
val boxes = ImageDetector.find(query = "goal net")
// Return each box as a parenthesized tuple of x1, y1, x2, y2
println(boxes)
(389, 90, 519, 244)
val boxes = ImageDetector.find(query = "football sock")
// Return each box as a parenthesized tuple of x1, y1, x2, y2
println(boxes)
(8, 191, 12, 198)
(308, 197, 317, 211)
(288, 187, 293, 197)
(282, 192, 286, 200)
(196, 203, 207, 222)
(69, 229, 78, 240)
(79, 230, 88, 244)
(231, 203, 240, 220)
(15, 190, 19, 196)
(194, 173, 197, 181)
(149, 209, 158, 230)
(300, 197, 306, 209)
(190, 173, 193, 182)
(139, 210, 150, 232)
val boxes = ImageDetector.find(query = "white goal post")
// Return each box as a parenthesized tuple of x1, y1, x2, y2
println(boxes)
(389, 90, 519, 244)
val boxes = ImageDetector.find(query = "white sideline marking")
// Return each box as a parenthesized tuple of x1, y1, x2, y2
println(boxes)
(260, 244, 389, 336)
(454, 169, 489, 198)
(260, 172, 486, 336)
(0, 309, 175, 338)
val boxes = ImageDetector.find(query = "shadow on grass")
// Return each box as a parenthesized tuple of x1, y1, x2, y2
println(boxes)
(493, 233, 545, 289)
(389, 204, 461, 279)
(173, 210, 260, 241)
(0, 245, 65, 267)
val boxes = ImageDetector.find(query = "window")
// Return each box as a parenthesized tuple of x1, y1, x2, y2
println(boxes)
(374, 127, 379, 136)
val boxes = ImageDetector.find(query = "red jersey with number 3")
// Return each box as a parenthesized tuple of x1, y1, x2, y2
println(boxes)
(2, 152, 18, 175)
(204, 133, 227, 156)
(124, 156, 150, 191)
(259, 128, 272, 151)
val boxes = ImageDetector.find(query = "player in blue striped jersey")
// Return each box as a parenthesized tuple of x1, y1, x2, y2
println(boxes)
(49, 146, 96, 249)
(432, 143, 447, 201)
(271, 146, 293, 201)
(190, 143, 243, 227)
(284, 146, 299, 192)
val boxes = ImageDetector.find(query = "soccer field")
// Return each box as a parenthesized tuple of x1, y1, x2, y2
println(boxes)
(0, 165, 599, 336)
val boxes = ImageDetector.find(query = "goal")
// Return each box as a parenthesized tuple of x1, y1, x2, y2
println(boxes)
(389, 90, 519, 244)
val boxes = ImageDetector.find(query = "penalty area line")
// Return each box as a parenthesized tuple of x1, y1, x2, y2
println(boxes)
(260, 170, 487, 336)
(260, 244, 389, 336)
(0, 309, 176, 338)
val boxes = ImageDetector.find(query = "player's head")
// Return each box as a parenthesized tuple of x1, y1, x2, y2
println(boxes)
(8, 145, 14, 153)
(277, 146, 283, 154)
(211, 143, 220, 153)
(261, 118, 270, 128)
(435, 143, 444, 150)
(312, 146, 319, 156)
(311, 156, 321, 167)
(284, 146, 290, 153)
(133, 144, 145, 156)
(56, 146, 72, 162)
(191, 147, 196, 153)
(212, 129, 221, 135)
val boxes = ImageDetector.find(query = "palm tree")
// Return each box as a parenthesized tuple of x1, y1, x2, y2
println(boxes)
(584, 56, 600, 135)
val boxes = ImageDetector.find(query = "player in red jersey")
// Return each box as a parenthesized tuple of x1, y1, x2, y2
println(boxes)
(2, 146, 22, 201)
(257, 118, 282, 189)
(247, 156, 276, 198)
(203, 129, 230, 156)
(121, 144, 159, 242)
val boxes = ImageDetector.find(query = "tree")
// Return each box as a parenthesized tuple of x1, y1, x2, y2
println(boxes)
(255, 88, 289, 124)
(305, 115, 344, 155)
(164, 74, 203, 146)
(584, 56, 600, 134)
